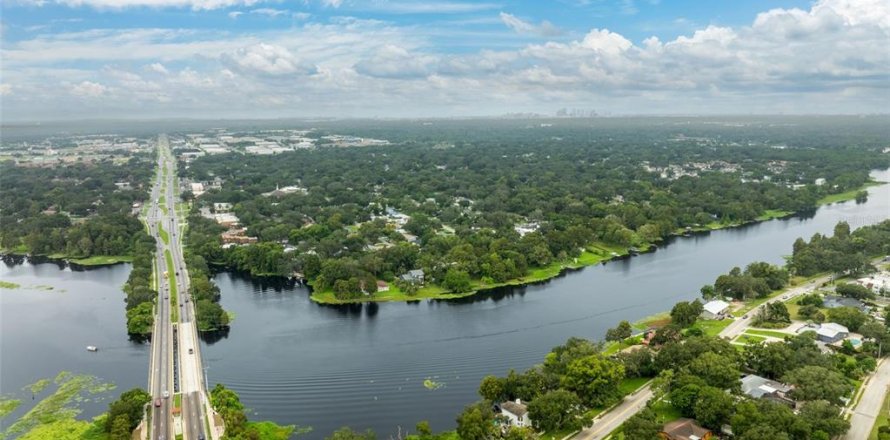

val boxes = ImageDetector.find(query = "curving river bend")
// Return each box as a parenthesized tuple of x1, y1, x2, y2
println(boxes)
(2, 169, 889, 438)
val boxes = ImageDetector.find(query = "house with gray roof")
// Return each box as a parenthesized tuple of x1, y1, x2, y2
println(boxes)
(741, 374, 796, 407)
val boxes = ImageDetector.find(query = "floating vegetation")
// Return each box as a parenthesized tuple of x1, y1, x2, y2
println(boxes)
(24, 379, 51, 395)
(1, 372, 113, 439)
(0, 398, 21, 419)
(0, 281, 20, 290)
(423, 378, 444, 390)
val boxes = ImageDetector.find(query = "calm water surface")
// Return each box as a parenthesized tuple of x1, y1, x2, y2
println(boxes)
(203, 169, 890, 438)
(2, 169, 889, 438)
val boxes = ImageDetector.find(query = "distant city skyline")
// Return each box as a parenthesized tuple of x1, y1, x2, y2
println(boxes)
(1, 0, 888, 121)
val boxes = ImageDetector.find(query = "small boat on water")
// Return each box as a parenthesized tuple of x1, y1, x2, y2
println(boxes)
(86, 346, 98, 352)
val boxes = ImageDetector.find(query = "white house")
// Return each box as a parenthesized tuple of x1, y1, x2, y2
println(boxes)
(701, 300, 730, 319)
(815, 322, 849, 343)
(499, 399, 530, 428)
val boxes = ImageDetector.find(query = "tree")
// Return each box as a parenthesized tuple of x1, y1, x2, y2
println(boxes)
(326, 427, 376, 440)
(670, 384, 701, 417)
(105, 388, 151, 434)
(621, 408, 660, 440)
(109, 415, 131, 440)
(692, 386, 735, 429)
(798, 400, 850, 437)
(617, 346, 655, 378)
(527, 390, 590, 432)
(686, 351, 740, 390)
(828, 306, 867, 331)
(670, 300, 703, 327)
(782, 366, 851, 405)
(605, 321, 632, 342)
(478, 375, 505, 402)
(700, 284, 716, 300)
(415, 421, 432, 438)
(456, 402, 496, 440)
(560, 354, 625, 407)
(442, 268, 472, 293)
(754, 301, 791, 326)
(745, 341, 794, 379)
(835, 283, 875, 300)
(738, 425, 790, 440)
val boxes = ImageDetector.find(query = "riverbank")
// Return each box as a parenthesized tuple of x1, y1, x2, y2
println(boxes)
(311, 177, 886, 305)
(0, 248, 133, 267)
(310, 242, 636, 304)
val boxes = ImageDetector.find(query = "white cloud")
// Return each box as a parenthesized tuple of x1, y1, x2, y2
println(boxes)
(359, 2, 499, 14)
(499, 12, 562, 37)
(223, 43, 315, 76)
(70, 80, 107, 97)
(228, 11, 243, 18)
(0, 84, 12, 95)
(148, 62, 169, 74)
(321, 0, 341, 7)
(2, 0, 888, 120)
(250, 8, 286, 17)
(21, 0, 264, 10)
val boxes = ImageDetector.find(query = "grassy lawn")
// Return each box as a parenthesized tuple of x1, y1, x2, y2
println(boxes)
(311, 283, 470, 304)
(539, 428, 577, 440)
(68, 255, 133, 266)
(158, 224, 170, 245)
(634, 311, 672, 330)
(0, 280, 22, 289)
(173, 393, 181, 409)
(818, 181, 881, 205)
(755, 209, 794, 221)
(618, 377, 651, 395)
(165, 250, 178, 322)
(745, 329, 791, 339)
(734, 334, 767, 344)
(692, 319, 733, 337)
(869, 389, 890, 440)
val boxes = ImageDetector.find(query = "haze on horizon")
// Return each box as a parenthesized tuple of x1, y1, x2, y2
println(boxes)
(1, 0, 888, 122)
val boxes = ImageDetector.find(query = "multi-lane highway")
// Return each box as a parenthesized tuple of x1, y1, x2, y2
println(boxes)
(146, 135, 212, 440)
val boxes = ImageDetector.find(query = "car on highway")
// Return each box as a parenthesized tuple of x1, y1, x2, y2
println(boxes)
(189, 348, 194, 354)
(163, 390, 169, 399)
(743, 314, 749, 319)
(154, 398, 161, 407)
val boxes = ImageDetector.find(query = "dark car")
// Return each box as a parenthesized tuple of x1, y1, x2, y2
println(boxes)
(154, 398, 161, 407)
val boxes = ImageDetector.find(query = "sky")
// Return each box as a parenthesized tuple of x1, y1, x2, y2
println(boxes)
(1, 0, 888, 121)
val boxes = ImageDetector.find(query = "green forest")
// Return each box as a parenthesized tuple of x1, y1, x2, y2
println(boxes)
(180, 117, 889, 301)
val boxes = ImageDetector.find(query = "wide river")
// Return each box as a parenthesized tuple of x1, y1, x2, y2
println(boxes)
(2, 169, 889, 438)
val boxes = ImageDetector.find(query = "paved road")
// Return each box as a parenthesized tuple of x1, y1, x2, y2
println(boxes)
(574, 385, 654, 440)
(719, 274, 832, 339)
(147, 135, 210, 440)
(845, 359, 890, 440)
(147, 139, 174, 440)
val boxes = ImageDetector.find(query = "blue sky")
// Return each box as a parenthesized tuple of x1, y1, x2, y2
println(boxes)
(1, 0, 887, 120)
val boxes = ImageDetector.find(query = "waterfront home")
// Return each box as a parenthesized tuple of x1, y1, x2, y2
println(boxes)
(740, 374, 796, 407)
(701, 300, 730, 320)
(497, 399, 530, 428)
(659, 418, 714, 440)
(400, 269, 425, 285)
(376, 280, 390, 292)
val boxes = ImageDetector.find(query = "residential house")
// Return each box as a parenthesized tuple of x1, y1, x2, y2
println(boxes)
(498, 399, 530, 428)
(659, 418, 714, 440)
(701, 300, 730, 320)
(376, 280, 390, 293)
(799, 322, 850, 343)
(740, 374, 796, 407)
(400, 269, 425, 285)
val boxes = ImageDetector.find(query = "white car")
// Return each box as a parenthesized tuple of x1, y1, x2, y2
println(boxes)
(163, 390, 169, 399)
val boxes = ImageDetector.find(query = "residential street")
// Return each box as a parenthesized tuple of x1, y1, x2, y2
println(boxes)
(845, 359, 890, 440)
(573, 385, 653, 440)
